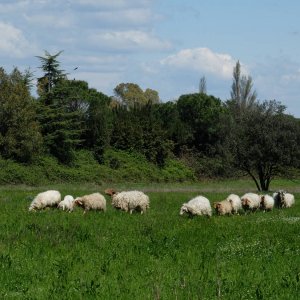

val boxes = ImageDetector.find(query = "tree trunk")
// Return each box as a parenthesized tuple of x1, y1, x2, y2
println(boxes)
(248, 171, 261, 191)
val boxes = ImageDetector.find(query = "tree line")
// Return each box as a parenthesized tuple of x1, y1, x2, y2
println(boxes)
(0, 52, 299, 191)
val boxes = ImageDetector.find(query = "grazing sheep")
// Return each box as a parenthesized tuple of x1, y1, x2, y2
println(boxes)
(29, 190, 61, 211)
(260, 194, 274, 211)
(105, 189, 150, 214)
(58, 195, 75, 212)
(273, 190, 285, 208)
(213, 200, 232, 216)
(273, 190, 295, 208)
(74, 193, 106, 213)
(241, 193, 261, 212)
(180, 196, 212, 217)
(226, 194, 242, 214)
(281, 192, 295, 208)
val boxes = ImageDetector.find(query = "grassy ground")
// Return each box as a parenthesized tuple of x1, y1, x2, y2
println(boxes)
(0, 180, 299, 299)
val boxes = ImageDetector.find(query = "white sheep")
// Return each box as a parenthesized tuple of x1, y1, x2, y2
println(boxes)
(213, 200, 232, 216)
(241, 193, 261, 212)
(29, 190, 61, 211)
(281, 192, 295, 208)
(260, 194, 274, 211)
(180, 196, 212, 217)
(57, 195, 75, 212)
(74, 193, 106, 213)
(226, 194, 242, 214)
(273, 190, 295, 208)
(105, 189, 150, 214)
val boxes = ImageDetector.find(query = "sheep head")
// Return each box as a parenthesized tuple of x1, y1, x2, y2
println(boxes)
(242, 198, 249, 207)
(28, 205, 36, 212)
(74, 198, 83, 206)
(104, 188, 117, 196)
(179, 204, 188, 215)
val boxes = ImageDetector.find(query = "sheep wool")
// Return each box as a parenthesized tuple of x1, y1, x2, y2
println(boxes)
(260, 194, 274, 211)
(180, 196, 212, 217)
(213, 200, 232, 216)
(74, 193, 106, 213)
(282, 193, 295, 208)
(226, 194, 242, 214)
(105, 189, 150, 214)
(241, 193, 260, 211)
(58, 195, 75, 212)
(29, 190, 61, 211)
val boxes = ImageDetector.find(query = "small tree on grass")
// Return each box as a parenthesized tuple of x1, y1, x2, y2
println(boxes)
(228, 100, 300, 191)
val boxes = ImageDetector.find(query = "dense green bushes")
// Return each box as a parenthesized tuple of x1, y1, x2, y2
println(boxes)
(0, 149, 195, 185)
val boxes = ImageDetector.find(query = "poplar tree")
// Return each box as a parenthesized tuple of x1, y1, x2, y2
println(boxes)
(230, 60, 257, 113)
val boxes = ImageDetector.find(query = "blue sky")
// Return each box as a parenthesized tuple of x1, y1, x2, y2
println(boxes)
(1, 0, 300, 116)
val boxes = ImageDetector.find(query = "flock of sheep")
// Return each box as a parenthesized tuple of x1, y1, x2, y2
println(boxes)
(180, 191, 295, 217)
(28, 189, 150, 214)
(28, 189, 295, 217)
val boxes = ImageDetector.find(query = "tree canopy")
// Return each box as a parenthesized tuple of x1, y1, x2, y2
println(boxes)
(227, 100, 300, 191)
(0, 68, 42, 162)
(114, 83, 159, 108)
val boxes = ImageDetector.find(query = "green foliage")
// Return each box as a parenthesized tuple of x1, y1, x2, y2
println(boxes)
(36, 50, 66, 95)
(114, 82, 159, 107)
(227, 100, 300, 191)
(2, 53, 300, 187)
(37, 101, 81, 164)
(0, 67, 43, 163)
(154, 101, 190, 156)
(180, 149, 236, 178)
(85, 90, 113, 163)
(177, 93, 225, 155)
(0, 149, 195, 185)
(0, 185, 299, 298)
(111, 104, 172, 167)
(230, 60, 257, 113)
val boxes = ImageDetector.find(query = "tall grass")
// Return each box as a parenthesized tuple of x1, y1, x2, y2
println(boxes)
(0, 184, 299, 299)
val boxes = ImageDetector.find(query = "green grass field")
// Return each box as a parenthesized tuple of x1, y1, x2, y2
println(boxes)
(0, 181, 300, 299)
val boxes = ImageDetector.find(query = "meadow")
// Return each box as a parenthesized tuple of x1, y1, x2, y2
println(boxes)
(0, 180, 300, 299)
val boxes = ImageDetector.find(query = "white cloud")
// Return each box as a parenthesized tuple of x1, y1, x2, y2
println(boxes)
(0, 22, 36, 58)
(92, 8, 154, 26)
(161, 47, 238, 79)
(73, 0, 151, 9)
(0, 1, 28, 13)
(281, 68, 300, 83)
(89, 30, 171, 51)
(23, 13, 74, 28)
